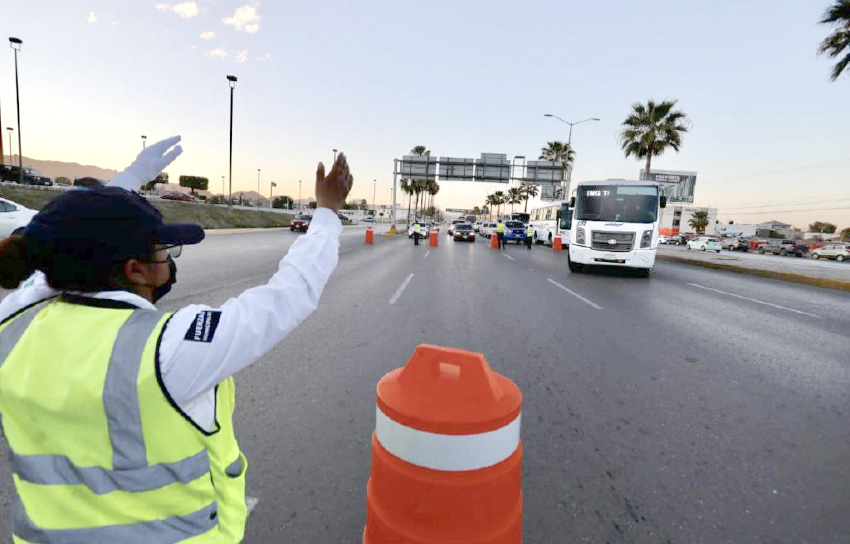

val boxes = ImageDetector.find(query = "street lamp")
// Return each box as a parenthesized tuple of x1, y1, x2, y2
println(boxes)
(373, 179, 376, 216)
(221, 175, 225, 202)
(257, 168, 261, 207)
(10, 37, 23, 184)
(298, 179, 302, 211)
(333, 149, 338, 163)
(141, 135, 147, 149)
(226, 75, 237, 205)
(6, 127, 13, 165)
(543, 114, 600, 195)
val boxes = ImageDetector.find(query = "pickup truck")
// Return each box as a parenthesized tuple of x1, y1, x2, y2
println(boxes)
(758, 239, 807, 257)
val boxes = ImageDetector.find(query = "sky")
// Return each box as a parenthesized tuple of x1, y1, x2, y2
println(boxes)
(1, 0, 848, 229)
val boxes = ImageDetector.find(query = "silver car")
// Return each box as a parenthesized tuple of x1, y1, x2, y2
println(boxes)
(810, 243, 850, 262)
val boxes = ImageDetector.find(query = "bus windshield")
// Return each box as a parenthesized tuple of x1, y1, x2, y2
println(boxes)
(575, 185, 658, 224)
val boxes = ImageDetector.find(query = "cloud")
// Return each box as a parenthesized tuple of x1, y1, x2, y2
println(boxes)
(156, 2, 200, 19)
(207, 48, 228, 59)
(87, 11, 97, 24)
(200, 30, 216, 40)
(255, 53, 271, 62)
(236, 50, 249, 63)
(222, 5, 261, 34)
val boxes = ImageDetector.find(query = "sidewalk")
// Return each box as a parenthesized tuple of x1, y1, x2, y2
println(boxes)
(656, 246, 850, 291)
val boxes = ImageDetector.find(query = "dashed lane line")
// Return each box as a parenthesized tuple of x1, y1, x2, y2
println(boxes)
(686, 283, 821, 319)
(547, 278, 603, 310)
(424, 250, 431, 258)
(389, 273, 415, 305)
(503, 254, 515, 261)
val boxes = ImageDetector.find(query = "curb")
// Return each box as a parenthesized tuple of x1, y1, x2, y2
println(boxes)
(656, 254, 850, 292)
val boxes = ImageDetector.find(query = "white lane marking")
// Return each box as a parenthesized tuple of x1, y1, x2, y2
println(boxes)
(247, 496, 259, 516)
(424, 250, 431, 258)
(503, 254, 515, 261)
(686, 283, 821, 319)
(389, 273, 415, 305)
(547, 278, 602, 310)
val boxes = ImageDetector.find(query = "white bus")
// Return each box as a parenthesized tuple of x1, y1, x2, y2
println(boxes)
(566, 180, 665, 276)
(528, 200, 570, 246)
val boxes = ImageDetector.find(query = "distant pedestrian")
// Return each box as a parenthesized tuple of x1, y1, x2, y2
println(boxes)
(413, 220, 421, 246)
(526, 224, 534, 249)
(496, 219, 506, 249)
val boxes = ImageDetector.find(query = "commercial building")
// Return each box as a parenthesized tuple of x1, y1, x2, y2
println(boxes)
(659, 205, 718, 236)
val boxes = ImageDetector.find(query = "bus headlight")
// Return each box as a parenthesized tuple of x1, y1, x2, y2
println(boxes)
(576, 227, 586, 245)
(641, 230, 653, 248)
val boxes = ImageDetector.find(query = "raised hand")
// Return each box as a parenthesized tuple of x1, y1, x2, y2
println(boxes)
(315, 152, 353, 213)
(109, 136, 183, 192)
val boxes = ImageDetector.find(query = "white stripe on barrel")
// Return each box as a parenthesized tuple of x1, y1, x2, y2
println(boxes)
(375, 407, 521, 472)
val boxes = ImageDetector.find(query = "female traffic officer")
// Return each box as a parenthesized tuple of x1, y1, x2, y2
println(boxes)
(0, 136, 353, 543)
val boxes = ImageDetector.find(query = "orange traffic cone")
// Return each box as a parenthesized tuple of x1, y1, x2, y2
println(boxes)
(365, 227, 374, 245)
(429, 230, 438, 247)
(364, 344, 523, 544)
(552, 234, 563, 252)
(490, 232, 500, 249)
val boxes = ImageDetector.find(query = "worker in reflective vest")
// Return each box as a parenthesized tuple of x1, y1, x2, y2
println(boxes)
(526, 224, 534, 249)
(0, 137, 353, 543)
(414, 221, 421, 246)
(496, 220, 506, 249)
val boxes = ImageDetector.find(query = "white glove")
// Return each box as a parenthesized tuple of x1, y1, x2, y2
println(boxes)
(108, 135, 183, 192)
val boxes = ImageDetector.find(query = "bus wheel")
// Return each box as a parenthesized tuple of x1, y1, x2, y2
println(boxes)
(567, 252, 583, 273)
(548, 233, 553, 246)
(637, 268, 651, 278)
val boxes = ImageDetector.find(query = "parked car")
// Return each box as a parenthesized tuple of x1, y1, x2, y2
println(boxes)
(503, 221, 527, 244)
(452, 223, 475, 242)
(657, 234, 669, 244)
(0, 197, 37, 238)
(161, 192, 197, 202)
(447, 219, 467, 236)
(22, 167, 53, 186)
(473, 221, 483, 233)
(480, 222, 498, 238)
(686, 236, 722, 252)
(73, 177, 106, 188)
(408, 222, 431, 239)
(810, 243, 850, 262)
(758, 239, 807, 257)
(723, 237, 749, 252)
(667, 234, 689, 246)
(290, 214, 312, 232)
(54, 176, 72, 186)
(362, 216, 376, 223)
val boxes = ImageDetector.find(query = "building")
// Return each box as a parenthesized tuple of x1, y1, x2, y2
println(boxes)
(659, 205, 718, 236)
(715, 222, 758, 238)
(756, 220, 794, 238)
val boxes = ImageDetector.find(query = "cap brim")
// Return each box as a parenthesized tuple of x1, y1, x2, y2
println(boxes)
(156, 224, 205, 246)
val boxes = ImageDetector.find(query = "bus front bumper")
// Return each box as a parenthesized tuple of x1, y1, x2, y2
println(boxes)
(569, 245, 656, 269)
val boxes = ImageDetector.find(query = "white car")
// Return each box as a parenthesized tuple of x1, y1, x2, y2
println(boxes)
(0, 197, 37, 238)
(658, 235, 669, 244)
(811, 243, 850, 262)
(480, 222, 498, 238)
(473, 221, 483, 233)
(447, 220, 466, 236)
(408, 222, 431, 239)
(686, 236, 722, 252)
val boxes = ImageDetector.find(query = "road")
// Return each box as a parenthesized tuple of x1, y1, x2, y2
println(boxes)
(1, 225, 848, 543)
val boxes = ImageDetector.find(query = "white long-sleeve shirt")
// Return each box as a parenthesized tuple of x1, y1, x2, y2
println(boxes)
(0, 204, 341, 432)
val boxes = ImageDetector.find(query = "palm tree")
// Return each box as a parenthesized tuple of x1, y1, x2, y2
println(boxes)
(539, 141, 575, 189)
(486, 194, 499, 220)
(688, 210, 709, 235)
(520, 183, 539, 212)
(429, 181, 440, 211)
(508, 187, 523, 214)
(492, 190, 507, 218)
(620, 99, 689, 180)
(410, 145, 430, 157)
(819, 1, 850, 81)
(400, 178, 415, 221)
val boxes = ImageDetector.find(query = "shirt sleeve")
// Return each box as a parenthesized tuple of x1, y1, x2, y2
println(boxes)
(0, 271, 59, 322)
(157, 207, 343, 405)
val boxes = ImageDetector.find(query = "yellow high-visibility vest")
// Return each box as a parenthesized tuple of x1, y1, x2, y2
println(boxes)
(0, 298, 248, 543)
(497, 223, 505, 233)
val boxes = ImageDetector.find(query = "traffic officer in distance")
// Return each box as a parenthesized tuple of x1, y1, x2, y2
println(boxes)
(496, 219, 506, 249)
(0, 136, 353, 543)
(526, 223, 534, 250)
(413, 219, 421, 246)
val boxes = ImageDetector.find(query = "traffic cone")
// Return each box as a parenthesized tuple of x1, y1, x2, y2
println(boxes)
(491, 232, 500, 249)
(364, 344, 523, 544)
(430, 230, 438, 247)
(365, 227, 374, 245)
(552, 234, 563, 252)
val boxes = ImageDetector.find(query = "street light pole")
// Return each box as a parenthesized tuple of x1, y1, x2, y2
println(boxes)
(543, 114, 600, 196)
(257, 168, 261, 207)
(373, 179, 376, 216)
(141, 135, 147, 149)
(227, 75, 237, 206)
(333, 149, 338, 163)
(221, 175, 225, 202)
(10, 37, 23, 184)
(298, 180, 302, 211)
(6, 128, 12, 166)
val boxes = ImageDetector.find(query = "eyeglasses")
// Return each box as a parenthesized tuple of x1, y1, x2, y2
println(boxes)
(147, 244, 182, 264)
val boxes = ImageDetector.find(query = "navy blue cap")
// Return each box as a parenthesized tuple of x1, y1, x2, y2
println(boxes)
(23, 187, 204, 263)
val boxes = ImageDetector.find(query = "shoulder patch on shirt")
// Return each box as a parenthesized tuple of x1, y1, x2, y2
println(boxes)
(184, 311, 222, 343)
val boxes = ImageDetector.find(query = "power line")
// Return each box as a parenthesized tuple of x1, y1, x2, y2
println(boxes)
(702, 159, 850, 184)
(723, 197, 850, 210)
(731, 206, 850, 215)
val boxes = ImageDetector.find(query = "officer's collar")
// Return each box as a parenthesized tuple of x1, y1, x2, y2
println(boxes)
(61, 290, 156, 311)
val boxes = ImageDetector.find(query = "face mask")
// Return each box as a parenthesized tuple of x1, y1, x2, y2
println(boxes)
(152, 255, 177, 303)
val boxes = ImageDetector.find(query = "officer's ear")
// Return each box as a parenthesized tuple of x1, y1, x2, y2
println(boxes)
(123, 258, 154, 288)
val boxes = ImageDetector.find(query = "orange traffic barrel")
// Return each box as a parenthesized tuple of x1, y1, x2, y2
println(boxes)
(366, 227, 374, 245)
(364, 344, 523, 544)
(490, 232, 500, 249)
(552, 234, 563, 252)
(430, 230, 438, 247)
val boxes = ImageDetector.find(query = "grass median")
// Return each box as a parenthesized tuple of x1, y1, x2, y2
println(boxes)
(0, 185, 293, 230)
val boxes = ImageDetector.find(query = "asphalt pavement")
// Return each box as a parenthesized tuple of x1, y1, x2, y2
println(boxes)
(0, 225, 848, 543)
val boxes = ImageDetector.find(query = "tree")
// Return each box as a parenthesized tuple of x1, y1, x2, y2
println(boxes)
(508, 187, 523, 213)
(273, 196, 294, 209)
(620, 99, 689, 180)
(688, 210, 709, 235)
(521, 183, 539, 212)
(308, 201, 317, 209)
(179, 175, 208, 195)
(539, 141, 575, 188)
(492, 190, 507, 218)
(473, 206, 482, 217)
(143, 172, 169, 192)
(485, 194, 499, 220)
(808, 221, 837, 233)
(841, 227, 850, 240)
(819, 1, 850, 81)
(400, 179, 414, 221)
(410, 145, 430, 157)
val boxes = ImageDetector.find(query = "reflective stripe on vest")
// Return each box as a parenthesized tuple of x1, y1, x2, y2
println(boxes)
(14, 500, 217, 544)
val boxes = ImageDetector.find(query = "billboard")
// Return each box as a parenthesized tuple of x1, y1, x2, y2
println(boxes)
(474, 153, 510, 183)
(524, 160, 564, 185)
(438, 157, 475, 181)
(647, 169, 697, 203)
(400, 156, 438, 180)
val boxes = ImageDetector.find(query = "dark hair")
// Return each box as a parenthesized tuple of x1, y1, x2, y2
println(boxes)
(0, 234, 155, 292)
